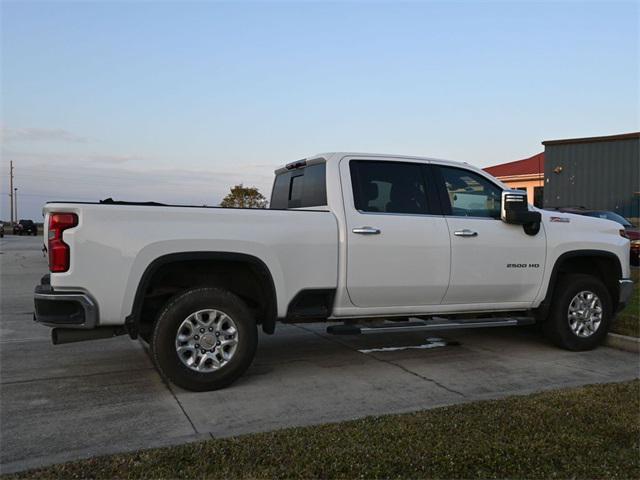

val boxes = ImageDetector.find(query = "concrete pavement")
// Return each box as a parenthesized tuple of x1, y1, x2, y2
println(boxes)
(1, 236, 638, 474)
(1, 236, 199, 474)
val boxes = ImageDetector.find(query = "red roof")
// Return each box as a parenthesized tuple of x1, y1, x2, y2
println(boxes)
(484, 152, 544, 178)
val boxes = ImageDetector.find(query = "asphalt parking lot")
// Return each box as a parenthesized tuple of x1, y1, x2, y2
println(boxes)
(1, 235, 638, 474)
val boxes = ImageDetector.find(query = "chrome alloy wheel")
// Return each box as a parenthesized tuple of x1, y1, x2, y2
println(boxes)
(175, 309, 239, 372)
(567, 290, 603, 338)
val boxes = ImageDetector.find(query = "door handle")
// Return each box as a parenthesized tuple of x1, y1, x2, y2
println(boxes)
(454, 229, 478, 237)
(352, 226, 381, 235)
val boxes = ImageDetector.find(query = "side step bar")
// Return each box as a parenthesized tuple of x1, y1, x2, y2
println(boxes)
(326, 317, 535, 335)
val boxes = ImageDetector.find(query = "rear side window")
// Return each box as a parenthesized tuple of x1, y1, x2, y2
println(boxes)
(350, 161, 429, 214)
(270, 163, 327, 209)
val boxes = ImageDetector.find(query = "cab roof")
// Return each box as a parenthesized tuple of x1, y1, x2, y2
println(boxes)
(275, 152, 475, 175)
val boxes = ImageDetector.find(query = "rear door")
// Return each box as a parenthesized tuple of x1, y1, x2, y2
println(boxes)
(434, 165, 546, 305)
(341, 158, 451, 308)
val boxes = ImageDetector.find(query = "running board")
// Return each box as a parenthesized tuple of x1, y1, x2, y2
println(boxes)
(326, 317, 535, 335)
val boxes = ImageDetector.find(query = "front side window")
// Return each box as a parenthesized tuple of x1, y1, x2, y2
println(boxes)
(438, 166, 502, 218)
(350, 161, 429, 214)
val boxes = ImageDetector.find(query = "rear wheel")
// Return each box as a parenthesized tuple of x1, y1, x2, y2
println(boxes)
(151, 287, 258, 391)
(543, 273, 612, 351)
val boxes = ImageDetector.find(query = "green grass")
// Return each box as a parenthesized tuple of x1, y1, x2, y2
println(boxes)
(5, 381, 639, 480)
(611, 268, 639, 337)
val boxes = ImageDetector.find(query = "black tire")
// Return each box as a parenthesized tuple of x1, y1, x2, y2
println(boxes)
(543, 273, 612, 351)
(151, 287, 258, 391)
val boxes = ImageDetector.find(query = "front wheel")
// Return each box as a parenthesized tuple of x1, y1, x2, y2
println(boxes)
(543, 273, 612, 351)
(151, 287, 258, 391)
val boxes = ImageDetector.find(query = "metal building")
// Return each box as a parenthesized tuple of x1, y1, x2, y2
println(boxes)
(542, 132, 640, 220)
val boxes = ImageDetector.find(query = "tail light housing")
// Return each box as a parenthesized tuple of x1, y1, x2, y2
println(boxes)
(48, 213, 78, 272)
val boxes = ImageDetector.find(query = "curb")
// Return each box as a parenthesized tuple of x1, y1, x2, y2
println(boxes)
(605, 333, 640, 353)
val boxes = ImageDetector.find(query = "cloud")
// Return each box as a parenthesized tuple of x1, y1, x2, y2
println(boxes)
(1, 149, 276, 206)
(0, 147, 284, 220)
(1, 126, 89, 143)
(1, 149, 139, 165)
(87, 154, 138, 164)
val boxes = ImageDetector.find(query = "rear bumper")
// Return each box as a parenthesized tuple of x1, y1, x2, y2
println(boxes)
(34, 274, 98, 329)
(618, 278, 634, 312)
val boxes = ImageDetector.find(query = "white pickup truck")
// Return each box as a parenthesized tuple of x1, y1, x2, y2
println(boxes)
(35, 152, 634, 391)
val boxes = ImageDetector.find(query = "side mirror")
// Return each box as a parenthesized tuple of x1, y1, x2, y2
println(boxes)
(501, 190, 542, 226)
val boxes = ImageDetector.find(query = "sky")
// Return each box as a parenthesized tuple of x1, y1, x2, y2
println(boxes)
(1, 0, 638, 220)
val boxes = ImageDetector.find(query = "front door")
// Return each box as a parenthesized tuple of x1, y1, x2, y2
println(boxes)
(341, 158, 451, 308)
(434, 165, 546, 305)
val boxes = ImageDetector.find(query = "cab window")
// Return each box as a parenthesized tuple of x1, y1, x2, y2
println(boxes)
(350, 161, 429, 215)
(270, 163, 327, 209)
(437, 166, 502, 219)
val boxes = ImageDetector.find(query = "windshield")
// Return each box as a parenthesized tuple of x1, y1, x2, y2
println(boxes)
(583, 211, 632, 228)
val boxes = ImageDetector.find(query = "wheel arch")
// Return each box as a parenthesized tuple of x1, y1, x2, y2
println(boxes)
(125, 251, 278, 338)
(537, 249, 623, 320)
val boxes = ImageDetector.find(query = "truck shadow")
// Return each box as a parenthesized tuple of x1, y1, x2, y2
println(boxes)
(245, 324, 553, 379)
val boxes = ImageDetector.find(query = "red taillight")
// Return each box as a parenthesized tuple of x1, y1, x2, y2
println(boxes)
(48, 213, 78, 272)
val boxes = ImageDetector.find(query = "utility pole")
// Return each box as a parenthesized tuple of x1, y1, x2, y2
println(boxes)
(14, 188, 18, 222)
(9, 161, 14, 225)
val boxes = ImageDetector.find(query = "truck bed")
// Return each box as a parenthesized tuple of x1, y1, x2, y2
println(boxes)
(44, 202, 339, 325)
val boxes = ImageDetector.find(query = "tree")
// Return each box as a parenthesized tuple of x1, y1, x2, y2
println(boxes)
(220, 184, 268, 209)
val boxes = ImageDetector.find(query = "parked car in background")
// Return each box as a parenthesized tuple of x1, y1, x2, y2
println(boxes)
(0, 222, 4, 238)
(13, 219, 38, 236)
(552, 208, 639, 266)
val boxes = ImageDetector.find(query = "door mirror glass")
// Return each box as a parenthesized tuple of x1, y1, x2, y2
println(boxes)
(501, 190, 542, 225)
